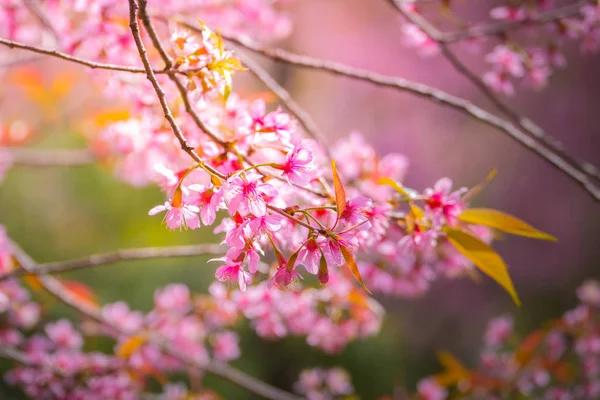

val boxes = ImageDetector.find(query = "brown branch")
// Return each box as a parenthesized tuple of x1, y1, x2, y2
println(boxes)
(0, 37, 174, 75)
(388, 0, 600, 184)
(440, 1, 589, 43)
(8, 239, 301, 400)
(8, 148, 95, 166)
(127, 0, 226, 180)
(0, 244, 223, 281)
(177, 22, 600, 201)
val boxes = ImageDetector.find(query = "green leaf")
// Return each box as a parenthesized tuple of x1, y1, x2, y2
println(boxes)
(459, 208, 557, 241)
(332, 160, 347, 220)
(339, 243, 370, 293)
(446, 229, 521, 306)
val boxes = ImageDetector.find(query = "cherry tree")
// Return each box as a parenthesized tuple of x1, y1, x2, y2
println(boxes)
(0, 0, 598, 399)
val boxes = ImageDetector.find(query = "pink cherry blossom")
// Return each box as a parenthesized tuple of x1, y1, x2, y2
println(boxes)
(278, 140, 315, 186)
(148, 199, 201, 230)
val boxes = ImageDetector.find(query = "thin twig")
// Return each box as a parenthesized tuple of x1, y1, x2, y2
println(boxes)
(0, 37, 172, 75)
(388, 0, 600, 183)
(0, 244, 223, 280)
(440, 1, 589, 43)
(8, 239, 301, 400)
(179, 22, 600, 201)
(8, 148, 95, 167)
(127, 0, 226, 180)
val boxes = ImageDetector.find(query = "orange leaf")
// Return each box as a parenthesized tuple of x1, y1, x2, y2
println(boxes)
(61, 279, 99, 308)
(339, 243, 370, 293)
(435, 351, 471, 386)
(23, 274, 43, 292)
(331, 160, 347, 220)
(515, 330, 545, 366)
(117, 335, 147, 358)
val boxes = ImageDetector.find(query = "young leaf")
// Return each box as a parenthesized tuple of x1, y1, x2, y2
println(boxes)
(446, 229, 521, 306)
(61, 279, 99, 308)
(339, 243, 370, 293)
(459, 208, 557, 241)
(117, 335, 147, 358)
(378, 177, 411, 199)
(331, 160, 347, 219)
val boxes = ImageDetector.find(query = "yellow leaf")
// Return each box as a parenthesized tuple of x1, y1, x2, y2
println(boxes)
(378, 177, 423, 224)
(446, 229, 521, 306)
(339, 243, 370, 293)
(93, 108, 131, 127)
(378, 177, 411, 199)
(117, 335, 147, 358)
(459, 208, 557, 241)
(332, 160, 347, 219)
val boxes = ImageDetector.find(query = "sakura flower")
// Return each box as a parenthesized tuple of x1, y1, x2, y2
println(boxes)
(154, 284, 191, 313)
(298, 238, 322, 275)
(213, 261, 252, 292)
(402, 24, 439, 56)
(212, 331, 240, 361)
(485, 45, 525, 78)
(148, 198, 200, 230)
(269, 266, 302, 289)
(45, 320, 83, 350)
(278, 140, 315, 186)
(417, 377, 448, 400)
(424, 178, 467, 226)
(340, 196, 372, 227)
(188, 184, 218, 225)
(225, 173, 277, 217)
(490, 6, 527, 21)
(484, 315, 514, 348)
(483, 70, 516, 96)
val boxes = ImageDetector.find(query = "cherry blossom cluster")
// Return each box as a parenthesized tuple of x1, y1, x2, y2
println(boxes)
(294, 367, 354, 400)
(0, 0, 291, 63)
(413, 280, 600, 400)
(0, 227, 42, 341)
(400, 0, 600, 95)
(1, 275, 242, 398)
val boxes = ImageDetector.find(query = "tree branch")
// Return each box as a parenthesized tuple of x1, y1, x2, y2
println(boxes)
(388, 0, 600, 184)
(177, 21, 600, 201)
(0, 37, 173, 75)
(440, 1, 589, 43)
(8, 148, 95, 167)
(0, 244, 223, 280)
(127, 0, 226, 180)
(8, 239, 301, 400)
